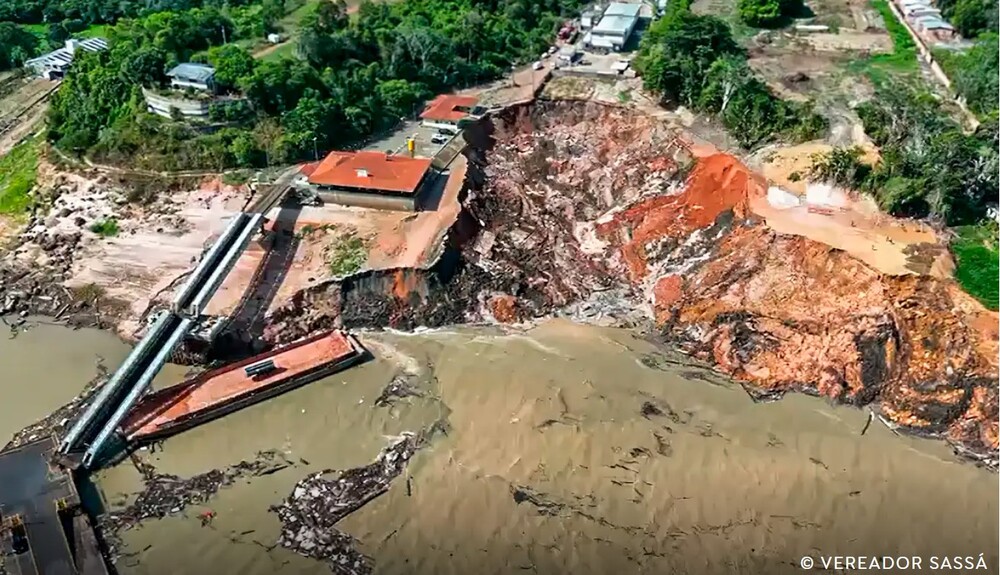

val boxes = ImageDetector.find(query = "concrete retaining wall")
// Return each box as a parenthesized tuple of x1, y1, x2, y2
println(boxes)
(142, 88, 210, 118)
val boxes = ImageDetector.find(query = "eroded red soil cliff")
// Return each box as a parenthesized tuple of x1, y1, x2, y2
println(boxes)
(264, 100, 997, 464)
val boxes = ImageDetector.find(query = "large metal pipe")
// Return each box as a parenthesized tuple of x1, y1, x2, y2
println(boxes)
(184, 213, 263, 317)
(172, 214, 248, 312)
(59, 312, 174, 453)
(82, 316, 194, 469)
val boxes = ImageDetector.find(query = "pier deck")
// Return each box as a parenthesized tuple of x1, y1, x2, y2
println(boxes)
(122, 331, 362, 443)
(0, 437, 106, 575)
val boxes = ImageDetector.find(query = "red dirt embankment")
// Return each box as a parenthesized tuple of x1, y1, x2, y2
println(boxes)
(598, 151, 998, 463)
(596, 154, 760, 280)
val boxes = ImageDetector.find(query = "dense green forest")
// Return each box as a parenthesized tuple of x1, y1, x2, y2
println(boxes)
(0, 0, 261, 25)
(635, 1, 827, 149)
(0, 0, 284, 71)
(936, 33, 999, 118)
(937, 0, 997, 38)
(0, 22, 40, 70)
(45, 0, 584, 170)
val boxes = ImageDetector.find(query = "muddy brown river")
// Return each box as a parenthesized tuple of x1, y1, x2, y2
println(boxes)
(2, 319, 997, 574)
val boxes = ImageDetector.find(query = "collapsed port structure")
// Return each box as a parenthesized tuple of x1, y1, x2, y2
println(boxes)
(58, 212, 265, 469)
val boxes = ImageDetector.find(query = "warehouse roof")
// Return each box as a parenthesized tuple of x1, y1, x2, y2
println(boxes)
(593, 2, 641, 35)
(308, 151, 433, 195)
(24, 37, 108, 70)
(605, 2, 642, 16)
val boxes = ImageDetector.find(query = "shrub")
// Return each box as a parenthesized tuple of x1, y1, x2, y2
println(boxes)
(89, 219, 120, 237)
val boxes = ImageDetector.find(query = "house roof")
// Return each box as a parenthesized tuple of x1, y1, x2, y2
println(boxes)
(299, 161, 322, 178)
(167, 63, 216, 82)
(419, 94, 481, 122)
(308, 151, 433, 195)
(24, 37, 108, 69)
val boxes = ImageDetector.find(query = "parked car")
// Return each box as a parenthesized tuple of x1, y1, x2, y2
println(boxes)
(532, 61, 544, 70)
(548, 46, 558, 55)
(431, 133, 449, 144)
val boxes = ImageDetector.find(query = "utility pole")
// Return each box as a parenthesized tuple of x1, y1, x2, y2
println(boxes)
(312, 136, 318, 161)
(221, 25, 227, 44)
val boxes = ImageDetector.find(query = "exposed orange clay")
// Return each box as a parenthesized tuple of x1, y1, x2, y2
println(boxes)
(596, 153, 764, 281)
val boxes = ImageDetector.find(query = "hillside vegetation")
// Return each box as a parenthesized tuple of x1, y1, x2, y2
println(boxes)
(635, 0, 827, 149)
(45, 0, 584, 171)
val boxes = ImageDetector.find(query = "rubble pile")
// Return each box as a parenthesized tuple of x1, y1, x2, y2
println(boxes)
(472, 102, 997, 464)
(101, 450, 294, 558)
(0, 175, 129, 327)
(469, 101, 691, 309)
(271, 433, 422, 574)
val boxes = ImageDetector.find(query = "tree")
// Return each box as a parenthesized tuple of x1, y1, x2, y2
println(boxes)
(635, 12, 741, 106)
(230, 131, 260, 167)
(120, 46, 167, 86)
(261, 0, 285, 32)
(253, 117, 285, 167)
(313, 0, 349, 32)
(376, 78, 428, 119)
(49, 22, 72, 45)
(738, 0, 783, 27)
(0, 23, 39, 71)
(948, 34, 999, 117)
(207, 44, 255, 90)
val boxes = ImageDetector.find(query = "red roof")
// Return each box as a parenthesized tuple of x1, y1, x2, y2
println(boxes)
(420, 94, 480, 122)
(307, 151, 432, 195)
(299, 161, 321, 177)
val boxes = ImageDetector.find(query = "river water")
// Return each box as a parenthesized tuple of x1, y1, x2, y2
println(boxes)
(2, 319, 997, 574)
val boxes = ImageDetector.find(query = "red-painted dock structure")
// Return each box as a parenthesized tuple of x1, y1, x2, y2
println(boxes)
(121, 331, 363, 443)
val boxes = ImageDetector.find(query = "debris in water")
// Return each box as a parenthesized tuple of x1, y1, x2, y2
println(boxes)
(271, 433, 424, 574)
(374, 376, 424, 407)
(100, 450, 294, 561)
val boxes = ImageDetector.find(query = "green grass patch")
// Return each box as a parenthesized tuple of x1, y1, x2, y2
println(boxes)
(327, 232, 367, 277)
(951, 223, 999, 310)
(89, 218, 120, 238)
(21, 23, 49, 38)
(278, 0, 321, 31)
(0, 139, 39, 216)
(77, 24, 110, 39)
(259, 40, 298, 62)
(854, 0, 918, 78)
